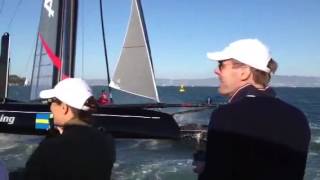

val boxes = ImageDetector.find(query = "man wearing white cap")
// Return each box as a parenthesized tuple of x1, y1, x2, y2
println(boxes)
(24, 78, 115, 180)
(195, 39, 310, 179)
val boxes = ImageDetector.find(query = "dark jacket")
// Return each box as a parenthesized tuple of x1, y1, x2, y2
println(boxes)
(25, 121, 115, 180)
(200, 85, 310, 180)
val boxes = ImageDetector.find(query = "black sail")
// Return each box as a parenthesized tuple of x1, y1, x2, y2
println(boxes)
(30, 0, 77, 100)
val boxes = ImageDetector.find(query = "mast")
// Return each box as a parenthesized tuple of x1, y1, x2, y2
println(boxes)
(60, 0, 78, 79)
(135, 0, 159, 101)
(135, 0, 155, 70)
(0, 33, 10, 100)
(99, 0, 113, 103)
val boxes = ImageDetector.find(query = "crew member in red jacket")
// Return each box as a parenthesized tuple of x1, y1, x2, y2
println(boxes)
(98, 89, 111, 105)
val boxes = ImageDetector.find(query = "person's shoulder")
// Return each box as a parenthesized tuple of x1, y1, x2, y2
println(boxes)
(93, 128, 114, 141)
(33, 136, 61, 155)
(242, 96, 308, 123)
(40, 134, 64, 145)
(270, 97, 306, 117)
(63, 125, 98, 139)
(85, 128, 115, 150)
(83, 126, 114, 140)
(212, 102, 240, 116)
(210, 104, 236, 129)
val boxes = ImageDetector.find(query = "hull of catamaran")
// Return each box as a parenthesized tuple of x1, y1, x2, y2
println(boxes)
(0, 102, 180, 138)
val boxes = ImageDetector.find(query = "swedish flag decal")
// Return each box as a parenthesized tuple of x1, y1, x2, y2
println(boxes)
(35, 113, 52, 130)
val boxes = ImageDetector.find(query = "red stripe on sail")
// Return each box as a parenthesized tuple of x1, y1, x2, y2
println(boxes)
(38, 33, 69, 79)
(38, 33, 61, 69)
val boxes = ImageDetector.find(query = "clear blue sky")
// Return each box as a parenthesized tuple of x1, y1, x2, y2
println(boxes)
(0, 0, 319, 80)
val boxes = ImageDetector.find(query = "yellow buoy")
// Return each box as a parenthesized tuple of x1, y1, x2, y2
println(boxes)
(179, 84, 185, 93)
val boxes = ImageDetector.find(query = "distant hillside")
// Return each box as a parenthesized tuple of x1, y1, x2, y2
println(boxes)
(8, 75, 26, 86)
(86, 75, 320, 87)
(156, 78, 219, 87)
(270, 76, 320, 87)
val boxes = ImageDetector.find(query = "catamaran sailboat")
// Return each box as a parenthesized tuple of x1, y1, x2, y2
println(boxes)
(0, 0, 214, 139)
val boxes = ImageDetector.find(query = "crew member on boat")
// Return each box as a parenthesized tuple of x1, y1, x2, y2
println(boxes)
(98, 89, 111, 105)
(25, 78, 115, 180)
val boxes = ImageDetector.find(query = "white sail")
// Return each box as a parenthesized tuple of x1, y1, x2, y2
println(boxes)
(24, 79, 29, 86)
(109, 0, 159, 102)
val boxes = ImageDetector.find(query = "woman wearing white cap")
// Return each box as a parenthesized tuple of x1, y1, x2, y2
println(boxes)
(24, 78, 115, 180)
(194, 39, 310, 179)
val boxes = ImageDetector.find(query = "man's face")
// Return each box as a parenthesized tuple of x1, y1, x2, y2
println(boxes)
(214, 59, 246, 97)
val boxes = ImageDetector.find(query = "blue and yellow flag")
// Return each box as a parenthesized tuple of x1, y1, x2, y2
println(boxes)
(35, 113, 52, 130)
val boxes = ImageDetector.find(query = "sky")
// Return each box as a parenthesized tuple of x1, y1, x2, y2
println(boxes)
(0, 0, 319, 80)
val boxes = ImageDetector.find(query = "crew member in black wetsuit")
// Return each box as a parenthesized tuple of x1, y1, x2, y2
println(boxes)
(194, 39, 310, 180)
(25, 78, 115, 180)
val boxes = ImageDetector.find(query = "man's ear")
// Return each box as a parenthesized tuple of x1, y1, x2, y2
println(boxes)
(61, 103, 69, 115)
(240, 67, 252, 81)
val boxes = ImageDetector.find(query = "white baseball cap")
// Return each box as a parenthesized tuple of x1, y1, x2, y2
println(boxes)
(39, 78, 93, 111)
(207, 38, 272, 73)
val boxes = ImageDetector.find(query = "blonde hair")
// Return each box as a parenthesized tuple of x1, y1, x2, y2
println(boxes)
(250, 59, 278, 87)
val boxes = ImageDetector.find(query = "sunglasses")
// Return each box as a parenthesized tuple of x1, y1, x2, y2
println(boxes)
(42, 97, 61, 105)
(218, 60, 247, 71)
(218, 60, 227, 71)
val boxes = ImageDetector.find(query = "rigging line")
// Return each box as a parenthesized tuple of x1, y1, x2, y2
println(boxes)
(6, 0, 23, 30)
(99, 0, 113, 103)
(171, 106, 215, 115)
(80, 0, 85, 78)
(135, 0, 155, 73)
(23, 33, 38, 81)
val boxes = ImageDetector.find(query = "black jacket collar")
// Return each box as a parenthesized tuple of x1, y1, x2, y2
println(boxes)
(229, 84, 276, 104)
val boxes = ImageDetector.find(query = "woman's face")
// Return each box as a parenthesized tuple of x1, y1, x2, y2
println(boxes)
(50, 98, 67, 127)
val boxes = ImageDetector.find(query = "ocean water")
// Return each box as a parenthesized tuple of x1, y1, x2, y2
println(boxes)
(1, 86, 319, 180)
